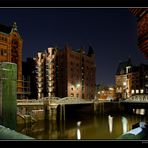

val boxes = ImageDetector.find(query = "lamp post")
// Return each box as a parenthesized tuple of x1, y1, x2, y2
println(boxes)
(76, 83, 80, 88)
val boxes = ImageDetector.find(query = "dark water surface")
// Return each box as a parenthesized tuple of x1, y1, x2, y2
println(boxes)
(16, 113, 148, 140)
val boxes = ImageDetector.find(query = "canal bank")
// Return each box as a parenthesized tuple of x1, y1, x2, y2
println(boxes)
(0, 125, 34, 139)
(16, 113, 148, 140)
(15, 100, 148, 140)
(118, 122, 148, 140)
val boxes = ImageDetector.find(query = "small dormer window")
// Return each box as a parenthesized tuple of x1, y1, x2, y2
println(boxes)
(126, 66, 131, 73)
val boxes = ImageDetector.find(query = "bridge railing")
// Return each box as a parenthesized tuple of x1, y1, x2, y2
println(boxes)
(17, 97, 94, 106)
(57, 97, 93, 104)
(124, 94, 148, 102)
(17, 99, 44, 105)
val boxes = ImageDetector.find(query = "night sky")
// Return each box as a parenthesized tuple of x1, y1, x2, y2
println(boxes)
(0, 8, 147, 85)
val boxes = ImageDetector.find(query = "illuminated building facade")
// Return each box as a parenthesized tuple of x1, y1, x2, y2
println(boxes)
(0, 22, 25, 99)
(115, 58, 148, 98)
(34, 52, 45, 99)
(96, 84, 116, 100)
(34, 48, 57, 99)
(129, 8, 148, 58)
(34, 45, 96, 100)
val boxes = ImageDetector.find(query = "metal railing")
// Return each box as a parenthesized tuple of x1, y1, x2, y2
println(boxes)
(17, 99, 44, 106)
(17, 97, 93, 106)
(125, 94, 148, 103)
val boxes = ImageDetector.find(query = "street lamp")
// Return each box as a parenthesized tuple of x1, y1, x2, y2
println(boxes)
(76, 83, 80, 88)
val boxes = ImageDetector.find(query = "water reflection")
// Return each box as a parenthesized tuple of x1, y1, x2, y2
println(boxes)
(140, 109, 145, 115)
(133, 109, 145, 115)
(16, 114, 148, 140)
(76, 121, 81, 140)
(77, 128, 81, 140)
(108, 115, 113, 134)
(121, 116, 128, 134)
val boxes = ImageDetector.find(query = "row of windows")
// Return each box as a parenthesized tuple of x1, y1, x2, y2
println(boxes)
(70, 54, 94, 64)
(0, 36, 7, 42)
(70, 61, 80, 66)
(70, 93, 79, 97)
(0, 49, 7, 56)
(70, 61, 94, 68)
(70, 66, 94, 73)
(70, 54, 80, 60)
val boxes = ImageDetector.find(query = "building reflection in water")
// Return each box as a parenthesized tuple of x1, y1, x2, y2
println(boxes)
(76, 121, 81, 140)
(108, 115, 113, 134)
(133, 108, 145, 115)
(121, 116, 128, 134)
(16, 113, 148, 139)
(77, 128, 81, 140)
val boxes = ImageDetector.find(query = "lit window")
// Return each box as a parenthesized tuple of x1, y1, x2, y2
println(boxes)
(3, 49, 7, 56)
(140, 89, 144, 94)
(71, 93, 74, 97)
(109, 87, 114, 91)
(136, 90, 139, 94)
(123, 82, 126, 86)
(131, 90, 134, 94)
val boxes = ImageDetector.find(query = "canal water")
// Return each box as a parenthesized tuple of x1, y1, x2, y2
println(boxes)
(16, 112, 148, 140)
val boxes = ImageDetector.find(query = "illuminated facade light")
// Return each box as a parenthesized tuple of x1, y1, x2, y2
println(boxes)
(109, 87, 114, 91)
(76, 83, 80, 88)
(123, 82, 126, 86)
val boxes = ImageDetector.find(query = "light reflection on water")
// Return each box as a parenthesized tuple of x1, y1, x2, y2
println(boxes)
(108, 115, 113, 134)
(121, 116, 128, 134)
(133, 109, 145, 115)
(16, 114, 148, 140)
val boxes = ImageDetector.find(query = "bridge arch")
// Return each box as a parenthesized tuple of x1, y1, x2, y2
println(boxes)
(57, 97, 93, 105)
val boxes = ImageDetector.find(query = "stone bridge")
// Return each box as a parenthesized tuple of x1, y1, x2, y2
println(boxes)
(17, 97, 94, 124)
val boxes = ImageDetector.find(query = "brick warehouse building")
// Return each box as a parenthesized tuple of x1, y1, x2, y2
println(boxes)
(0, 22, 23, 99)
(115, 58, 148, 99)
(129, 8, 148, 58)
(33, 45, 96, 100)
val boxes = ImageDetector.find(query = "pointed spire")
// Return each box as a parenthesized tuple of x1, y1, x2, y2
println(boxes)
(12, 22, 17, 32)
